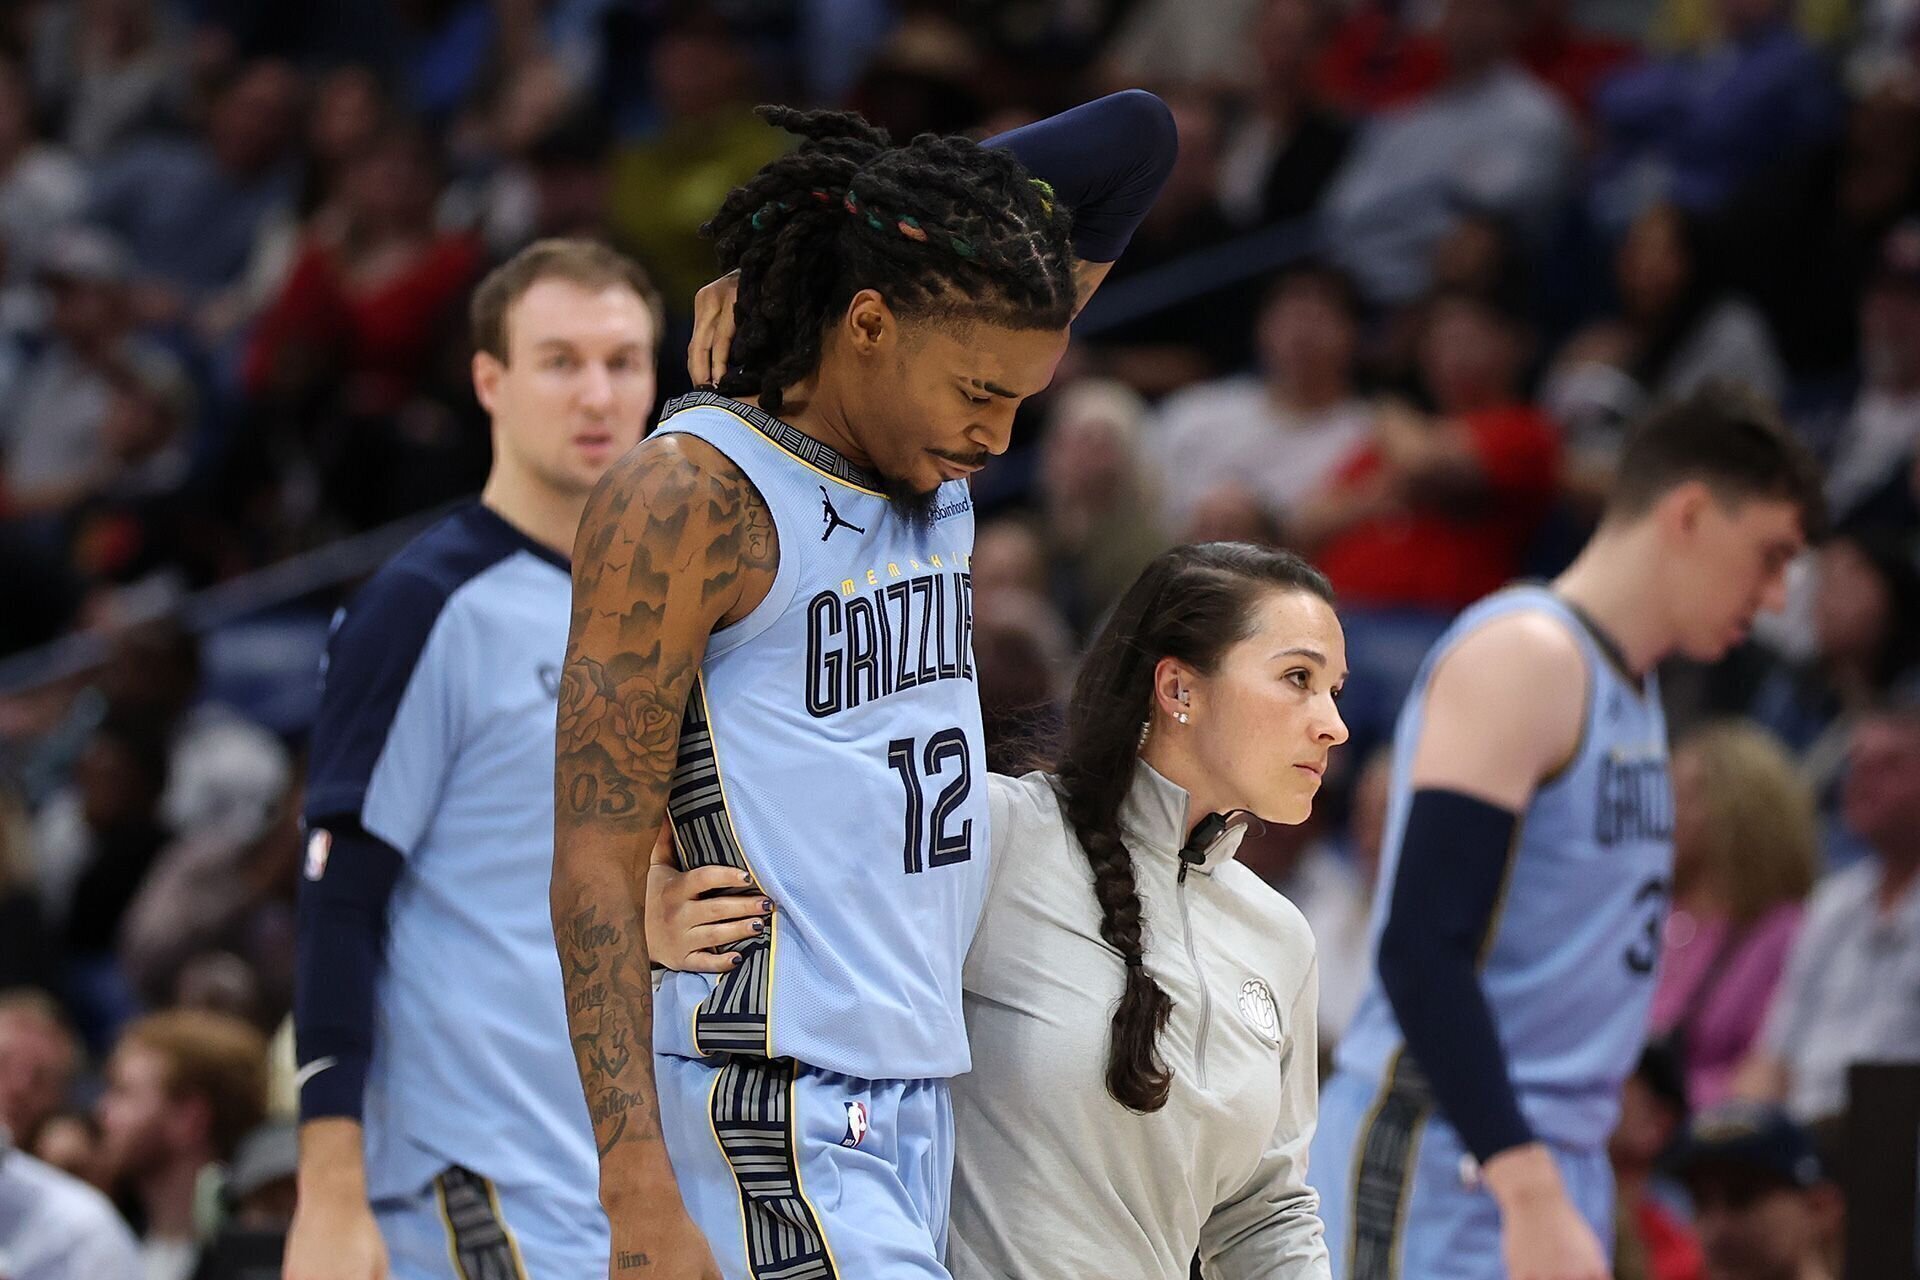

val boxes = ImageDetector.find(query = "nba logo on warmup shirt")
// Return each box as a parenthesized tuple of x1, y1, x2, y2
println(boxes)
(841, 1101, 870, 1148)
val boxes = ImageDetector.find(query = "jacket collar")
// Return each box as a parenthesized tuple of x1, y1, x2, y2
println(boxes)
(1117, 760, 1250, 876)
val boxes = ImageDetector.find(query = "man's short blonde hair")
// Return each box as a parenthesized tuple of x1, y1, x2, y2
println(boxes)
(120, 1010, 268, 1161)
(469, 238, 665, 363)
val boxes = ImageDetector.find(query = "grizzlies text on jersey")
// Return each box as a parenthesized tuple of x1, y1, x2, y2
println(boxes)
(649, 392, 992, 1081)
(1336, 584, 1674, 1146)
(1312, 584, 1673, 1279)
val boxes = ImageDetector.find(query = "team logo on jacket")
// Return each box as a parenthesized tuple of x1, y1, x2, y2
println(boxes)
(1238, 978, 1281, 1044)
(841, 1101, 870, 1149)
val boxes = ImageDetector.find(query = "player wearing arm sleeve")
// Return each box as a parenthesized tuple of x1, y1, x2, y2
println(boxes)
(1311, 384, 1824, 1280)
(684, 90, 1179, 385)
(1378, 614, 1607, 1279)
(286, 240, 663, 1280)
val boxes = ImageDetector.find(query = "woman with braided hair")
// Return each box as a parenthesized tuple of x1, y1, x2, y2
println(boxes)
(553, 94, 1175, 1279)
(653, 542, 1346, 1278)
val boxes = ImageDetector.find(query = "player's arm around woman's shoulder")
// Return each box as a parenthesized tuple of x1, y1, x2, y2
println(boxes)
(550, 430, 778, 1280)
(1408, 610, 1589, 808)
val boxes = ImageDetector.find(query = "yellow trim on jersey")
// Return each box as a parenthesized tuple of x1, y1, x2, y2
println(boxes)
(708, 1065, 751, 1272)
(1343, 1048, 1431, 1280)
(1390, 1104, 1430, 1279)
(433, 1176, 467, 1280)
(1476, 813, 1528, 968)
(1345, 1050, 1392, 1280)
(483, 1177, 532, 1280)
(788, 1071, 846, 1279)
(703, 400, 888, 499)
(696, 679, 777, 1058)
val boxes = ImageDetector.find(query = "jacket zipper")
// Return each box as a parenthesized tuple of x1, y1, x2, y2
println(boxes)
(1176, 862, 1211, 1088)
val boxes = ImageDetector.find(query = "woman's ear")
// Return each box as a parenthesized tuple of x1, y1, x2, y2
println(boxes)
(1151, 656, 1194, 723)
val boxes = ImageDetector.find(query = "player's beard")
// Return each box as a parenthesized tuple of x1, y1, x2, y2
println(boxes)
(880, 475, 939, 533)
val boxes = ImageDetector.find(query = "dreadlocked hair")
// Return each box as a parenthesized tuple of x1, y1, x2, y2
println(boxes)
(704, 105, 1078, 413)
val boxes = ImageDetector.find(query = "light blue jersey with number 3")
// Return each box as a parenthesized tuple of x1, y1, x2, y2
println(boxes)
(650, 392, 990, 1081)
(1336, 585, 1676, 1149)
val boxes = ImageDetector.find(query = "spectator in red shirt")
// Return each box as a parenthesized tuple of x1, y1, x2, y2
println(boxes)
(243, 126, 482, 420)
(1517, 0, 1638, 119)
(1295, 289, 1561, 612)
(1314, 0, 1447, 115)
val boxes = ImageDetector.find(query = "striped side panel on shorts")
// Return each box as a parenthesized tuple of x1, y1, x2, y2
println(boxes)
(434, 1167, 527, 1280)
(710, 1057, 837, 1280)
(1346, 1053, 1435, 1280)
(670, 678, 771, 1056)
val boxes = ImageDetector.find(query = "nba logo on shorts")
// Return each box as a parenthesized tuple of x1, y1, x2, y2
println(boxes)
(841, 1101, 869, 1149)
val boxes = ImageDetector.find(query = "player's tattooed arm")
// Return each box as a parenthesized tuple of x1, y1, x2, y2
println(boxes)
(552, 431, 775, 1274)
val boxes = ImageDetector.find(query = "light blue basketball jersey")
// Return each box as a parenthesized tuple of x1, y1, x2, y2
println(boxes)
(305, 503, 601, 1217)
(651, 393, 991, 1081)
(1336, 585, 1675, 1150)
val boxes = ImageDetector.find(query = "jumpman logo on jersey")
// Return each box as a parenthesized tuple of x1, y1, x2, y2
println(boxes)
(820, 487, 866, 541)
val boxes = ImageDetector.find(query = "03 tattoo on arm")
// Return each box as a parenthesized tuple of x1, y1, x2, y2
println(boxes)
(550, 434, 778, 1189)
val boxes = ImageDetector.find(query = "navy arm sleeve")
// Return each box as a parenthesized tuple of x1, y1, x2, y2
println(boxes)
(296, 561, 460, 1121)
(983, 89, 1178, 263)
(1375, 788, 1536, 1164)
(294, 818, 403, 1121)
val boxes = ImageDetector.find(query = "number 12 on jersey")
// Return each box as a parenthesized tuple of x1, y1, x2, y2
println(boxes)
(888, 729, 974, 874)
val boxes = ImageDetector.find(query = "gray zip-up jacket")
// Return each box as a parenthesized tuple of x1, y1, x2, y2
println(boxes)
(948, 764, 1330, 1280)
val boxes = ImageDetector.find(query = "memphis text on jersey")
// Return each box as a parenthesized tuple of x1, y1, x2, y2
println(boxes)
(805, 551, 974, 718)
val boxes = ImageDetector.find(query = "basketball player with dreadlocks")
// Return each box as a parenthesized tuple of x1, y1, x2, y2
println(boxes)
(551, 93, 1176, 1279)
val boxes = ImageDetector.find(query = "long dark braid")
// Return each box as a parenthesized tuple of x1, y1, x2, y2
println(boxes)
(1054, 543, 1335, 1113)
(704, 106, 1077, 412)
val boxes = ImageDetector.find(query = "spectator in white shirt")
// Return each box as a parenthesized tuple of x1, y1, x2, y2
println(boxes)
(1151, 262, 1374, 534)
(0, 1140, 141, 1280)
(1322, 0, 1575, 305)
(1735, 705, 1920, 1121)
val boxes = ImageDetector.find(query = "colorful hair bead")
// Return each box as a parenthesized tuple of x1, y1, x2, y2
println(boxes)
(1029, 177, 1055, 215)
(897, 216, 928, 242)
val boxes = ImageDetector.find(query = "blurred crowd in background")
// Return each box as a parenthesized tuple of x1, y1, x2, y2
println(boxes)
(0, 0, 1917, 1278)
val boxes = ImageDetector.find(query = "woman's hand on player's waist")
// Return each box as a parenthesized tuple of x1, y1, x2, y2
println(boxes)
(645, 824, 773, 974)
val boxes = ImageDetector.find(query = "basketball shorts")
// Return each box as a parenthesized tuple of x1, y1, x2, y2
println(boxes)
(374, 1165, 608, 1280)
(1311, 1067, 1614, 1280)
(657, 1051, 954, 1280)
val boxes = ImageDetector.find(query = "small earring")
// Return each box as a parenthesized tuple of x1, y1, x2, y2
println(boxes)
(1137, 719, 1152, 748)
(1177, 711, 1190, 724)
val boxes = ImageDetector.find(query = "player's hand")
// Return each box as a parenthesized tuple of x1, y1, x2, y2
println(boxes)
(686, 270, 740, 387)
(1499, 1195, 1610, 1280)
(283, 1187, 388, 1280)
(645, 823, 771, 973)
(610, 1212, 723, 1279)
(1487, 1146, 1609, 1280)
